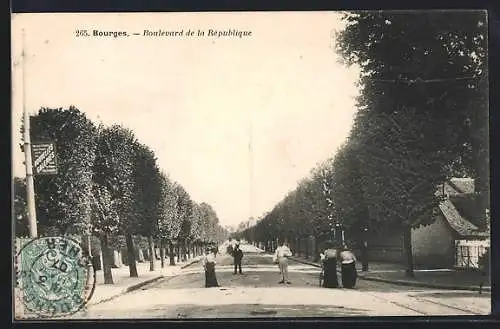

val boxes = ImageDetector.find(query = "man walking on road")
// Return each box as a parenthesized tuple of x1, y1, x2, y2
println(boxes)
(273, 240, 292, 284)
(233, 243, 243, 274)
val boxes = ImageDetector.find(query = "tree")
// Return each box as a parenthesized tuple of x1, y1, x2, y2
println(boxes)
(188, 202, 202, 257)
(335, 11, 488, 276)
(22, 107, 97, 236)
(93, 125, 139, 277)
(132, 142, 163, 271)
(330, 143, 370, 270)
(198, 202, 219, 247)
(90, 179, 119, 284)
(174, 184, 193, 262)
(331, 143, 369, 236)
(157, 175, 181, 266)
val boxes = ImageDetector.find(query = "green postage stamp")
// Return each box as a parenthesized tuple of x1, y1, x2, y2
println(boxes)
(15, 236, 96, 319)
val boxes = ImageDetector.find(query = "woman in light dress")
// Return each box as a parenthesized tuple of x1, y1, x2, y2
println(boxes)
(203, 247, 219, 288)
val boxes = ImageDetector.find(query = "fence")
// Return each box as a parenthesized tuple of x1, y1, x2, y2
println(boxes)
(454, 239, 489, 270)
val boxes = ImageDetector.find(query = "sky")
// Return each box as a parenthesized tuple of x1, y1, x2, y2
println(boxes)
(11, 12, 360, 229)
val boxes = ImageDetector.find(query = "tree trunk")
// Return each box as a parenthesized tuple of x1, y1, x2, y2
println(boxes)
(169, 242, 176, 265)
(305, 237, 309, 259)
(160, 239, 165, 268)
(125, 232, 138, 277)
(361, 237, 369, 272)
(313, 235, 319, 262)
(148, 235, 155, 272)
(403, 225, 414, 278)
(100, 233, 114, 284)
(473, 125, 489, 231)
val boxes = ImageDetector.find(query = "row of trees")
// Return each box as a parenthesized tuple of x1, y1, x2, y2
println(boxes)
(239, 11, 489, 276)
(14, 107, 229, 284)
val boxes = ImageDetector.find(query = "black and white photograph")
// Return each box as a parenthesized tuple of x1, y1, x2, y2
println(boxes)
(11, 11, 490, 319)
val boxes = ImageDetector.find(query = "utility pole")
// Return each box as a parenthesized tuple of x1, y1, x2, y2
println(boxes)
(22, 28, 38, 238)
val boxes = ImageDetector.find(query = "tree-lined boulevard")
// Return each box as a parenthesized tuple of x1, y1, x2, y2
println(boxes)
(15, 107, 229, 285)
(68, 242, 489, 318)
(236, 11, 489, 277)
(13, 11, 491, 318)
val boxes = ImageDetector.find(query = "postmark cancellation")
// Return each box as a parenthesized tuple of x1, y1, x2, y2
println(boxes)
(14, 236, 96, 319)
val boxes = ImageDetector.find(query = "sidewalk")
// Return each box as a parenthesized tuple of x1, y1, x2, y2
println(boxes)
(290, 256, 491, 293)
(88, 256, 202, 306)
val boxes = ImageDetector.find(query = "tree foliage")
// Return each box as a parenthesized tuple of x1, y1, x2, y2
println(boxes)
(15, 107, 228, 275)
(174, 184, 193, 242)
(241, 12, 488, 273)
(132, 142, 163, 237)
(157, 174, 181, 241)
(24, 107, 97, 235)
(336, 11, 489, 225)
(93, 125, 138, 234)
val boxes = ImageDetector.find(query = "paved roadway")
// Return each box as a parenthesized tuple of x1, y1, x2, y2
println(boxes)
(72, 243, 491, 319)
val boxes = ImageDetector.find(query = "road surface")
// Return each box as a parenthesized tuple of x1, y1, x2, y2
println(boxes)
(71, 243, 491, 318)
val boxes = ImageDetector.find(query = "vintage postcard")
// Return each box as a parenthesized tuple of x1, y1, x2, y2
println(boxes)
(11, 11, 490, 320)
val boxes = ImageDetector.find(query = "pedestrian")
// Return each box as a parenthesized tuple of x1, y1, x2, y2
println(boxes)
(227, 237, 234, 256)
(339, 244, 357, 288)
(273, 240, 292, 284)
(203, 247, 219, 288)
(318, 248, 326, 287)
(321, 241, 339, 288)
(233, 243, 244, 274)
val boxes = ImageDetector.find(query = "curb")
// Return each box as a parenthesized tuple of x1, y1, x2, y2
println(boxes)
(124, 275, 164, 293)
(358, 275, 491, 293)
(290, 256, 321, 268)
(88, 275, 164, 307)
(180, 257, 202, 269)
(290, 257, 491, 293)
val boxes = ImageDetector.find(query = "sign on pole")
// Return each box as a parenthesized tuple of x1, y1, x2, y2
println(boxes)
(31, 142, 58, 175)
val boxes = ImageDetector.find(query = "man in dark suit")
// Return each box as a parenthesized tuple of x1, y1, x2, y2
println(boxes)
(233, 243, 243, 274)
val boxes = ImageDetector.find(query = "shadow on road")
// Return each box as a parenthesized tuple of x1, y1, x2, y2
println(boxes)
(149, 303, 369, 318)
(412, 291, 491, 298)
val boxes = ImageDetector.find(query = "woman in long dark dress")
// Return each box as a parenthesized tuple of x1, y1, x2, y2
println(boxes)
(339, 245, 357, 288)
(321, 241, 339, 288)
(203, 247, 219, 288)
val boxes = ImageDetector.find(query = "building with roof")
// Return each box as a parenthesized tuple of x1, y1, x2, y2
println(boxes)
(366, 178, 490, 269)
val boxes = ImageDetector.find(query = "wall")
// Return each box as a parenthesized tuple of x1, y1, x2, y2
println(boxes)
(367, 229, 405, 263)
(411, 214, 454, 268)
(365, 215, 456, 268)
